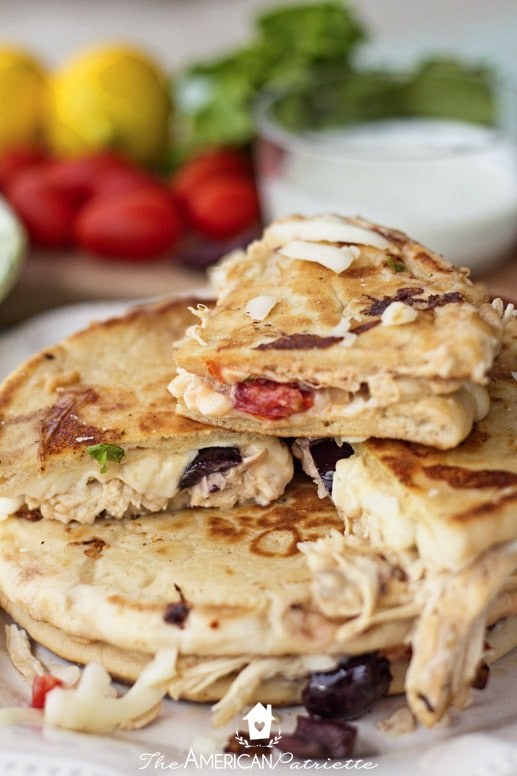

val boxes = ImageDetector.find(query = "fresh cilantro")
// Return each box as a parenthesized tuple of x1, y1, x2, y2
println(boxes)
(387, 257, 406, 273)
(170, 0, 495, 158)
(87, 443, 125, 474)
(172, 1, 366, 153)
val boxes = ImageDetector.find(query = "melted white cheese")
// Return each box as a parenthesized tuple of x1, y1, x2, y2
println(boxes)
(381, 301, 418, 326)
(244, 295, 277, 321)
(44, 649, 178, 733)
(278, 240, 360, 273)
(265, 214, 392, 250)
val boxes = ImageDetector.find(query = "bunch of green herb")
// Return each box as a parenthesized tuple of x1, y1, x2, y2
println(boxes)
(173, 1, 366, 152)
(171, 2, 495, 156)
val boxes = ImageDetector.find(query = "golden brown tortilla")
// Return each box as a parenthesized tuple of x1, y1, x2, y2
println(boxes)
(0, 296, 293, 524)
(171, 214, 502, 447)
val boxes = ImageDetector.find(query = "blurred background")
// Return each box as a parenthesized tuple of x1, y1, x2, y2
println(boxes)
(4, 0, 517, 74)
(0, 0, 516, 325)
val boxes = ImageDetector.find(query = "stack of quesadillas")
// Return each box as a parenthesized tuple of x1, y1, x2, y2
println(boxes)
(0, 213, 515, 734)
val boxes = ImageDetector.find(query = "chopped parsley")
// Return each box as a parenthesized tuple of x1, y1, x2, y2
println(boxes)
(87, 443, 125, 474)
(387, 256, 406, 273)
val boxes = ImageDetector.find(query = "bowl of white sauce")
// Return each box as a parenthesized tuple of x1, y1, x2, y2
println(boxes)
(254, 70, 517, 274)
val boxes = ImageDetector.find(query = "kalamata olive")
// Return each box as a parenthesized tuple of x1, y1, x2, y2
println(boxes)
(275, 715, 356, 759)
(309, 439, 353, 493)
(179, 446, 242, 489)
(302, 653, 392, 720)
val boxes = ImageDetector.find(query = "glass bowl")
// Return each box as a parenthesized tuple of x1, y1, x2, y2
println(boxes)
(254, 70, 517, 274)
(0, 195, 26, 305)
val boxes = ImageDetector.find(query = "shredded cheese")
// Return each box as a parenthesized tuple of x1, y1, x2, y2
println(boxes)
(279, 240, 360, 273)
(381, 301, 418, 326)
(244, 295, 277, 321)
(266, 215, 392, 250)
(44, 649, 178, 734)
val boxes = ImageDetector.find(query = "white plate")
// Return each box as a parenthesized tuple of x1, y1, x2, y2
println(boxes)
(1, 302, 517, 776)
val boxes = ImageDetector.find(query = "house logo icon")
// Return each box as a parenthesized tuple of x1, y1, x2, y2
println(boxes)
(233, 702, 282, 750)
(243, 702, 275, 740)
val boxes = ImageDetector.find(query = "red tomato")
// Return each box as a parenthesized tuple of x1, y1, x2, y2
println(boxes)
(44, 152, 133, 204)
(171, 148, 250, 204)
(0, 147, 48, 192)
(186, 176, 260, 239)
(92, 166, 167, 200)
(31, 674, 64, 709)
(74, 188, 184, 261)
(233, 379, 314, 419)
(6, 166, 81, 248)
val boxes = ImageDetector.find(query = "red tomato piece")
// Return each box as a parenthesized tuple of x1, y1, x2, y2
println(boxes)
(6, 166, 81, 248)
(91, 166, 167, 200)
(186, 176, 261, 239)
(0, 146, 48, 192)
(171, 148, 250, 203)
(44, 152, 133, 205)
(31, 674, 63, 709)
(233, 378, 314, 419)
(74, 188, 184, 261)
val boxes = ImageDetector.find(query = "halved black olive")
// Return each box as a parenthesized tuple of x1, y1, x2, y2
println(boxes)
(302, 652, 392, 720)
(179, 446, 242, 490)
(309, 439, 353, 493)
(275, 715, 356, 759)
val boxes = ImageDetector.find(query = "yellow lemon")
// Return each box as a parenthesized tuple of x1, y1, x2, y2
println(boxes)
(0, 46, 47, 151)
(46, 44, 171, 166)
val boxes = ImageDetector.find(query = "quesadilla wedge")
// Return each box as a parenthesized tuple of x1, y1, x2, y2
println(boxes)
(170, 214, 503, 448)
(0, 477, 516, 728)
(0, 297, 293, 525)
(295, 302, 517, 725)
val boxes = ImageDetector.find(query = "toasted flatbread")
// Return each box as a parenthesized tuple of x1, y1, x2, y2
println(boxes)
(329, 309, 517, 571)
(293, 308, 517, 725)
(0, 297, 293, 524)
(0, 477, 516, 727)
(170, 214, 503, 448)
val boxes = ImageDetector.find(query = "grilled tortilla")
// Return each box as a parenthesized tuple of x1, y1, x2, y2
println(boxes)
(330, 305, 517, 571)
(0, 477, 516, 727)
(170, 214, 503, 448)
(295, 304, 517, 725)
(0, 297, 293, 525)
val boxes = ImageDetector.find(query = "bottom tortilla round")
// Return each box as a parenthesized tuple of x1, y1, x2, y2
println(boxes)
(3, 595, 517, 709)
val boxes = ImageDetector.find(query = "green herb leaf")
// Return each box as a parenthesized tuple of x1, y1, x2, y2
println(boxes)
(387, 257, 406, 273)
(173, 1, 366, 152)
(87, 443, 125, 474)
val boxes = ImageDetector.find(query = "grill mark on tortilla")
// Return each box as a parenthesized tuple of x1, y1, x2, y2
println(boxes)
(453, 490, 517, 523)
(207, 515, 248, 542)
(424, 464, 517, 489)
(413, 250, 456, 275)
(360, 287, 464, 317)
(377, 448, 517, 491)
(344, 265, 378, 279)
(250, 527, 301, 557)
(349, 320, 381, 335)
(361, 288, 424, 316)
(70, 537, 109, 559)
(39, 387, 118, 466)
(421, 292, 464, 310)
(255, 333, 343, 350)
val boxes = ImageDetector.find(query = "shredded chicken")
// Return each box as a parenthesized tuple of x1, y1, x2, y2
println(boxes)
(406, 540, 517, 726)
(210, 654, 337, 727)
(299, 531, 422, 641)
